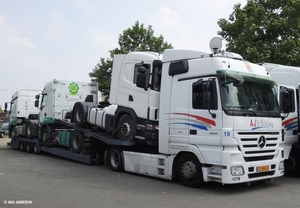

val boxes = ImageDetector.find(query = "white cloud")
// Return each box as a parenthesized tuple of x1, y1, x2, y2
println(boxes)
(47, 11, 68, 41)
(0, 12, 36, 53)
(148, 7, 186, 32)
(72, 2, 91, 13)
(147, 7, 199, 50)
(89, 27, 119, 49)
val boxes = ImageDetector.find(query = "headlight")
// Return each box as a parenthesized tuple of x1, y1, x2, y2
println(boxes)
(278, 161, 284, 170)
(231, 166, 244, 176)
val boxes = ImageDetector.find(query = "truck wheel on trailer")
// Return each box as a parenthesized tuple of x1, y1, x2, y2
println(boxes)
(19, 141, 26, 152)
(117, 114, 135, 141)
(108, 146, 124, 172)
(33, 143, 40, 154)
(42, 127, 51, 146)
(73, 103, 87, 127)
(26, 142, 33, 153)
(70, 130, 83, 154)
(9, 126, 16, 141)
(177, 153, 203, 188)
(25, 121, 33, 139)
(285, 147, 300, 176)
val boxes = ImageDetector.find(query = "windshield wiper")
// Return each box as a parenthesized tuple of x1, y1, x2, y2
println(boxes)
(245, 108, 257, 116)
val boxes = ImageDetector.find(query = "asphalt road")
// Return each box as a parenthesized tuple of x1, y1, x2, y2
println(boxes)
(1, 137, 300, 208)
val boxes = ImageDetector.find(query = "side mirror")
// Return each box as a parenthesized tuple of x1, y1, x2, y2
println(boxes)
(35, 94, 40, 99)
(233, 79, 244, 87)
(136, 73, 149, 90)
(280, 88, 291, 113)
(34, 100, 39, 108)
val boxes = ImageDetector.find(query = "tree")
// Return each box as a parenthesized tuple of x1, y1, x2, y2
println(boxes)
(217, 0, 300, 65)
(89, 21, 173, 100)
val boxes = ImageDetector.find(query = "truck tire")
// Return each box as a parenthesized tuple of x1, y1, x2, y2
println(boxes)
(42, 127, 51, 146)
(284, 147, 300, 177)
(73, 103, 88, 127)
(33, 143, 40, 154)
(0, 132, 3, 138)
(108, 146, 124, 172)
(26, 142, 33, 153)
(177, 153, 203, 188)
(19, 141, 26, 152)
(9, 126, 16, 141)
(25, 121, 33, 139)
(70, 130, 83, 154)
(117, 114, 135, 141)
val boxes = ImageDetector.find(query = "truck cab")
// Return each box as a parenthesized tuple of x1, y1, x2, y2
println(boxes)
(5, 89, 41, 140)
(263, 63, 300, 176)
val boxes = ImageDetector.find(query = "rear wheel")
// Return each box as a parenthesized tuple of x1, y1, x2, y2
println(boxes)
(26, 142, 33, 153)
(73, 104, 86, 127)
(117, 115, 135, 141)
(25, 121, 32, 139)
(0, 132, 4, 138)
(33, 143, 40, 154)
(108, 146, 123, 172)
(19, 141, 26, 152)
(177, 153, 203, 188)
(70, 130, 83, 154)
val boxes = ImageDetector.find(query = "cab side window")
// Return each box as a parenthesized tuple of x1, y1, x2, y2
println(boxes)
(41, 94, 48, 109)
(192, 80, 217, 110)
(133, 63, 151, 84)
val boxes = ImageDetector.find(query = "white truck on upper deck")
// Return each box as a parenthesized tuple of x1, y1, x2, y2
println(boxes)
(8, 38, 286, 187)
(263, 63, 300, 176)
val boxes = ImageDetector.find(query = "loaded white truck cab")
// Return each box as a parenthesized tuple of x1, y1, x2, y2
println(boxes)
(5, 89, 41, 140)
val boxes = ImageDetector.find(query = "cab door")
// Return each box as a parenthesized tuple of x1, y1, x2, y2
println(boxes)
(187, 77, 223, 164)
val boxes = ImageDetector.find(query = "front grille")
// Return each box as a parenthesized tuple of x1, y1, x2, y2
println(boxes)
(237, 131, 279, 162)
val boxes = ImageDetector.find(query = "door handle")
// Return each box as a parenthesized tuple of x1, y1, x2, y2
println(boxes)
(190, 130, 197, 135)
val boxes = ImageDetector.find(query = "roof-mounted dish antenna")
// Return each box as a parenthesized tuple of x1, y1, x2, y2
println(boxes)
(209, 37, 222, 54)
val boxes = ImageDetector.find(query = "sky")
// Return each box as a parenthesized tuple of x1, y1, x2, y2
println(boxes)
(0, 0, 247, 109)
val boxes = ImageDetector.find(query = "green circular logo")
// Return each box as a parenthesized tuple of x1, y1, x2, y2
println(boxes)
(68, 82, 79, 95)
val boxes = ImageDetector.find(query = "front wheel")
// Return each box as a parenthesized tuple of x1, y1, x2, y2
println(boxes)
(177, 153, 203, 188)
(117, 115, 135, 141)
(0, 132, 4, 138)
(284, 148, 300, 176)
(108, 146, 124, 172)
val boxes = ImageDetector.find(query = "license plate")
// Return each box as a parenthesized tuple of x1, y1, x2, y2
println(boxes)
(257, 165, 269, 172)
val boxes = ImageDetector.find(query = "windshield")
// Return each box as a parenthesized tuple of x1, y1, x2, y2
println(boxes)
(219, 75, 280, 116)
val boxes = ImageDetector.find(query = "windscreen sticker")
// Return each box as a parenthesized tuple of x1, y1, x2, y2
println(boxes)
(68, 82, 79, 95)
(250, 119, 274, 130)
